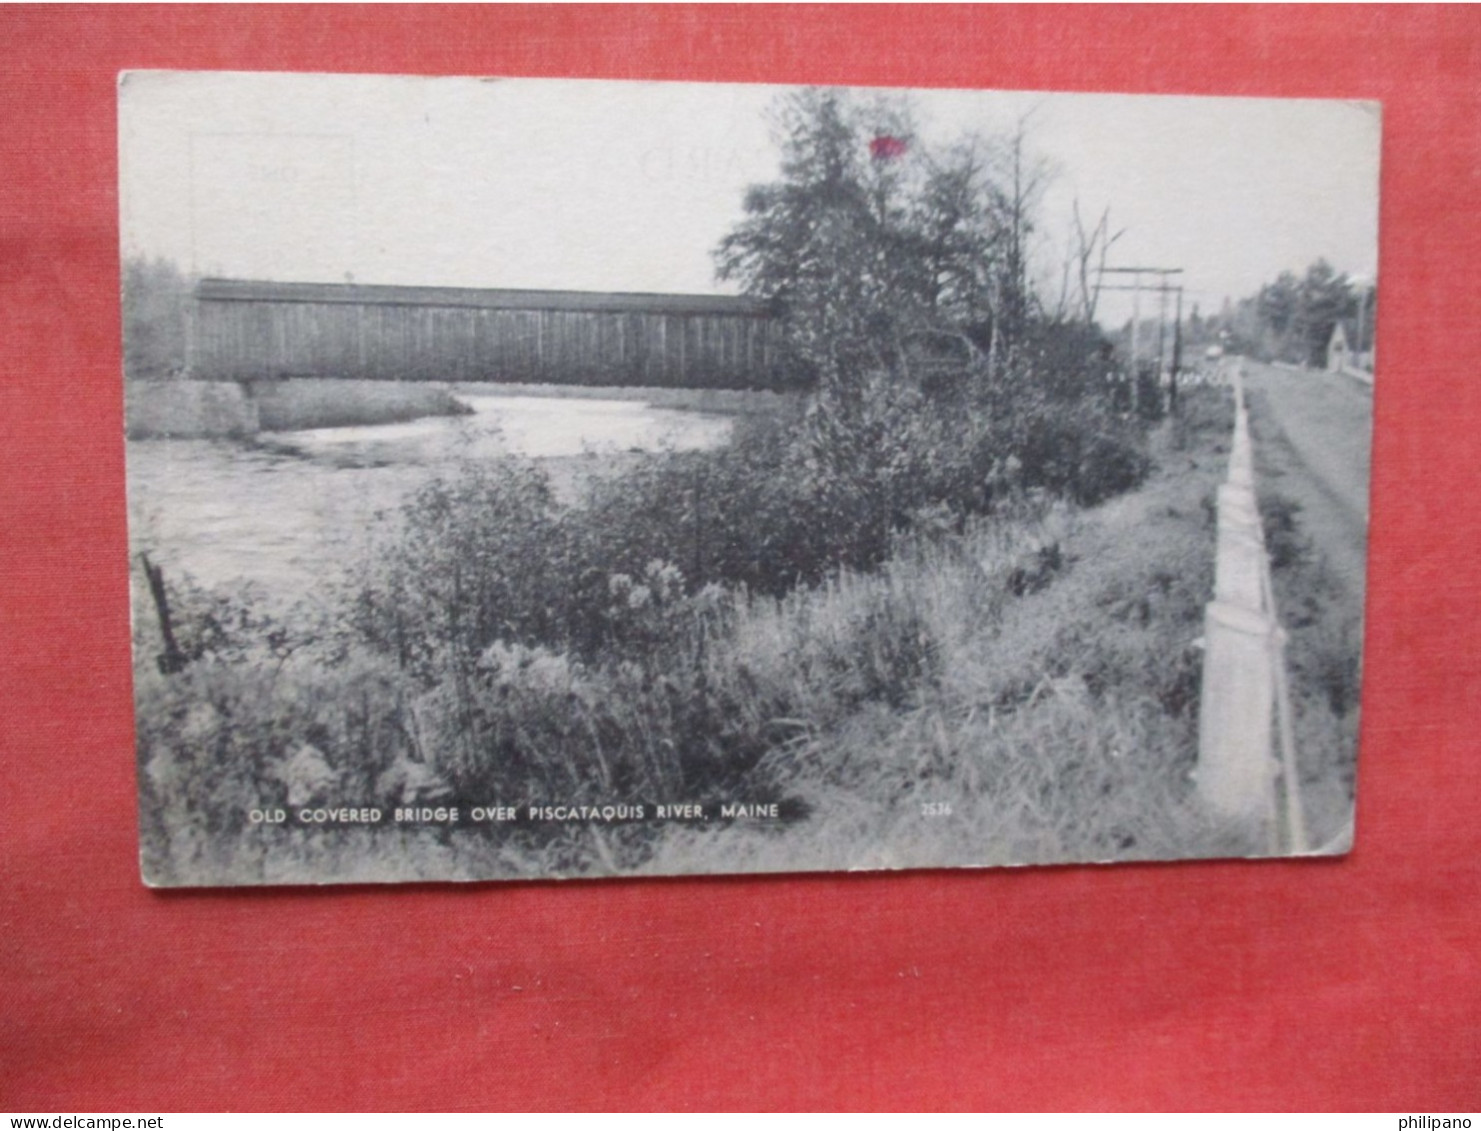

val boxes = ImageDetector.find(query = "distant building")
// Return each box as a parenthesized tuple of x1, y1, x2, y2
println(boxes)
(1325, 319, 1374, 374)
(1326, 321, 1351, 372)
(189, 278, 796, 391)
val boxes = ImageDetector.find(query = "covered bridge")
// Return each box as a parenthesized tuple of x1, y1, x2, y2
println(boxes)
(190, 278, 795, 390)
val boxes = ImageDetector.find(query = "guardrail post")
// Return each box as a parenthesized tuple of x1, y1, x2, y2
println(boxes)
(1197, 599, 1277, 831)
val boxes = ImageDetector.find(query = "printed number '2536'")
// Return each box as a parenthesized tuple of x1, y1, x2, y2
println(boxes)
(921, 802, 952, 817)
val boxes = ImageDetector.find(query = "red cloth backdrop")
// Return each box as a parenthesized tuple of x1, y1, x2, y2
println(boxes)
(2, 5, 1478, 1112)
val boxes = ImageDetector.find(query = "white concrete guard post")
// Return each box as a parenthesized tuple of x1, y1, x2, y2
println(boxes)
(1214, 491, 1266, 611)
(1196, 364, 1297, 846)
(1228, 378, 1256, 489)
(1198, 599, 1277, 826)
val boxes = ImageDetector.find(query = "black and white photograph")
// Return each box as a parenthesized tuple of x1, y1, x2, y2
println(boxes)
(120, 71, 1379, 886)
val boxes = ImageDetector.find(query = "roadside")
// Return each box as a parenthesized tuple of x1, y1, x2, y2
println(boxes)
(644, 386, 1250, 875)
(1242, 359, 1371, 847)
(125, 378, 471, 440)
(1242, 361, 1371, 607)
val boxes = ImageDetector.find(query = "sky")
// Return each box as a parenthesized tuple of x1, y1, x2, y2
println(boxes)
(119, 71, 1381, 325)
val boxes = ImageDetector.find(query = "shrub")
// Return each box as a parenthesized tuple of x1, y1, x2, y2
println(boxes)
(1258, 489, 1307, 572)
(135, 645, 415, 884)
(347, 458, 564, 678)
(138, 331, 1172, 881)
(1008, 398, 1150, 506)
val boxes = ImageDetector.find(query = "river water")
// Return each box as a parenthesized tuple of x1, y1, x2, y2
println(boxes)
(126, 387, 735, 605)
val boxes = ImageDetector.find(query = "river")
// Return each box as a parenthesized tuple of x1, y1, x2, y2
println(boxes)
(126, 386, 737, 605)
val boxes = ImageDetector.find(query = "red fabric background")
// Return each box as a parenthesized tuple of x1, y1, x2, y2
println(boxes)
(2, 5, 1478, 1112)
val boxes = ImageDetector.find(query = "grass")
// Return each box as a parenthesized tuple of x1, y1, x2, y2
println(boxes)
(1255, 485, 1363, 850)
(135, 383, 1257, 885)
(641, 388, 1250, 874)
(1241, 377, 1366, 851)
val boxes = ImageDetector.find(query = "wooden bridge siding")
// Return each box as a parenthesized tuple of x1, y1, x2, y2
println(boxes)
(193, 297, 784, 388)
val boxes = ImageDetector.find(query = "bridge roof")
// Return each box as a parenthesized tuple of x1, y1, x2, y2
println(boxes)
(196, 278, 773, 318)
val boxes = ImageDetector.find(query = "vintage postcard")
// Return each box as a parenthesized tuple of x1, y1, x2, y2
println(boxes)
(120, 71, 1378, 886)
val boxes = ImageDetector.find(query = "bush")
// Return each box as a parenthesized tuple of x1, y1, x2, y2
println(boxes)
(347, 458, 565, 678)
(1258, 489, 1307, 572)
(138, 329, 1171, 881)
(135, 644, 415, 884)
(335, 352, 1153, 680)
(1006, 397, 1150, 506)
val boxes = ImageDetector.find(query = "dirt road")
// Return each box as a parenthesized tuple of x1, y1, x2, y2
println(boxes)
(1240, 360, 1373, 605)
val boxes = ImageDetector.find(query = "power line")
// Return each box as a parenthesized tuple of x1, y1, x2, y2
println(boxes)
(1097, 263, 1185, 414)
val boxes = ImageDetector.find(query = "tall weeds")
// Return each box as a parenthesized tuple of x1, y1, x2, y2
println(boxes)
(136, 369, 1206, 883)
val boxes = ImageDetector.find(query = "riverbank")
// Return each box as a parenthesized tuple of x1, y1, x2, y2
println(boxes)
(125, 388, 751, 604)
(253, 379, 472, 431)
(125, 378, 472, 439)
(452, 381, 805, 415)
(125, 376, 799, 442)
(134, 386, 1254, 885)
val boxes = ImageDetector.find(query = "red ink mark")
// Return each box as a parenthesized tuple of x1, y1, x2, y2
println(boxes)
(870, 135, 908, 161)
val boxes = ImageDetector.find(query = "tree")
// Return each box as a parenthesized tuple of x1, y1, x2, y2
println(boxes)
(714, 88, 897, 391)
(1067, 201, 1125, 326)
(714, 88, 1033, 393)
(1258, 271, 1301, 340)
(122, 256, 195, 380)
(903, 136, 1013, 372)
(998, 115, 1049, 345)
(710, 88, 1148, 552)
(1235, 258, 1362, 365)
(1295, 258, 1355, 366)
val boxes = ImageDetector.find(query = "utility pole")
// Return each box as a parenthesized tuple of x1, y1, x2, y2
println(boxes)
(1097, 266, 1185, 416)
(1154, 281, 1168, 414)
(1171, 285, 1184, 413)
(1156, 280, 1169, 380)
(1129, 271, 1141, 413)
